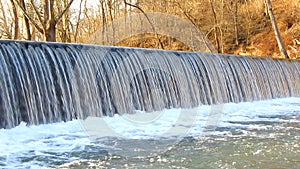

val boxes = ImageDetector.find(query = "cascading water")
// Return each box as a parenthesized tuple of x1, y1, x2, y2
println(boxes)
(0, 40, 300, 129)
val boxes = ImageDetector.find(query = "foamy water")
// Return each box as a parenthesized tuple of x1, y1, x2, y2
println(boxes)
(1, 97, 300, 168)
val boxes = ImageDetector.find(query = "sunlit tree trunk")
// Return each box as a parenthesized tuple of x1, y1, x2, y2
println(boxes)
(265, 0, 289, 58)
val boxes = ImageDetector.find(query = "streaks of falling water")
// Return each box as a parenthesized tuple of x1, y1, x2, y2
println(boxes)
(0, 40, 300, 129)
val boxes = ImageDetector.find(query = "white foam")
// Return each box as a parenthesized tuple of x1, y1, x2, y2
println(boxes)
(0, 120, 90, 168)
(0, 97, 300, 168)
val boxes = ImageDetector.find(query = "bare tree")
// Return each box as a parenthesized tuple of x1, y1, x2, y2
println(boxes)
(265, 0, 289, 58)
(14, 0, 75, 42)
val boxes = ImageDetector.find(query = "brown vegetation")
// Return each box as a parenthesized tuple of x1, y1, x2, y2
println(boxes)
(0, 0, 299, 58)
(240, 0, 300, 59)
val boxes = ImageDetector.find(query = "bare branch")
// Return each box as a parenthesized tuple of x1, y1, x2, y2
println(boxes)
(55, 0, 75, 23)
(20, 0, 31, 40)
(13, 0, 44, 33)
(10, 0, 19, 39)
(44, 0, 49, 26)
(30, 0, 45, 29)
(123, 0, 164, 49)
(123, 0, 152, 29)
(74, 0, 85, 42)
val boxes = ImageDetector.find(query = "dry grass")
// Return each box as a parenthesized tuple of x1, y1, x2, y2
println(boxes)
(116, 0, 300, 59)
(236, 0, 300, 58)
(117, 33, 192, 51)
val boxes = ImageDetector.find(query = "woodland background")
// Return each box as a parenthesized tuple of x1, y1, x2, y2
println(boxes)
(0, 0, 299, 58)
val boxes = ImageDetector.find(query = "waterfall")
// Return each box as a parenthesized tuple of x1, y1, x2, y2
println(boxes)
(0, 40, 300, 129)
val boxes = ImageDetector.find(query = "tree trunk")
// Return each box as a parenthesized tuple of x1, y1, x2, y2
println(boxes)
(265, 0, 289, 58)
(234, 0, 239, 46)
(44, 22, 56, 42)
(209, 0, 220, 53)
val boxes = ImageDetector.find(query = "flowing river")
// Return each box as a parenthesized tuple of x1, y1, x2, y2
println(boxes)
(1, 97, 299, 169)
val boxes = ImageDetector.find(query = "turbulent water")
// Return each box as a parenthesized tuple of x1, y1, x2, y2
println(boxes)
(0, 97, 299, 169)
